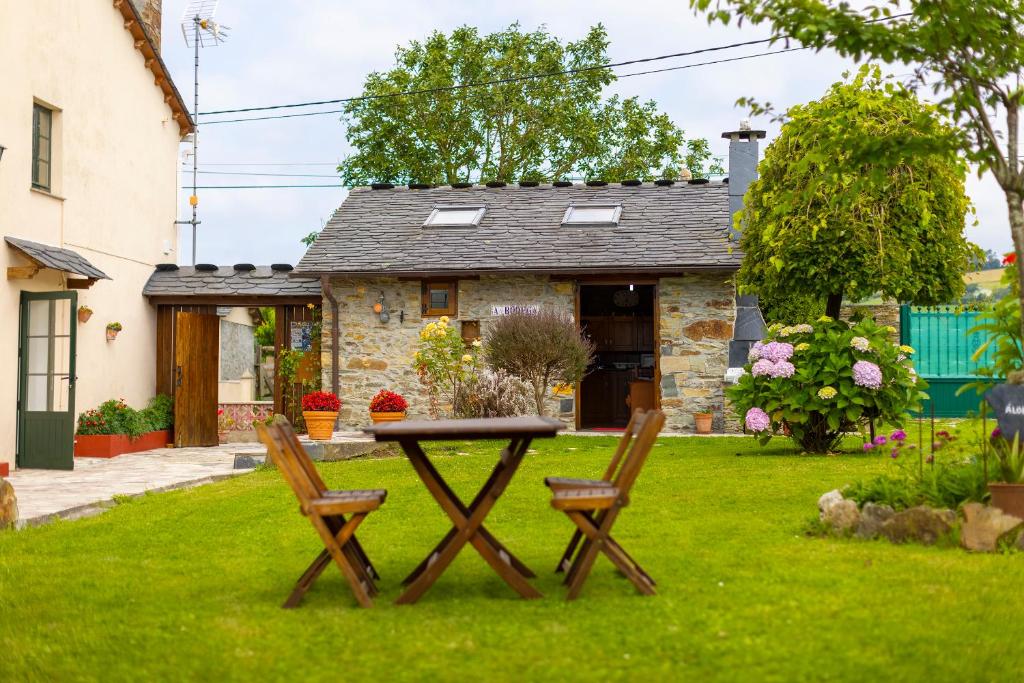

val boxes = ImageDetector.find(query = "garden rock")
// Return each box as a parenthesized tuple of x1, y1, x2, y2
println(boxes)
(880, 506, 956, 545)
(0, 478, 17, 530)
(960, 503, 1024, 552)
(819, 490, 860, 532)
(855, 502, 895, 539)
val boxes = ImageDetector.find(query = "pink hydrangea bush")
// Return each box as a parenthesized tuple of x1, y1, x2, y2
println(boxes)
(727, 316, 926, 453)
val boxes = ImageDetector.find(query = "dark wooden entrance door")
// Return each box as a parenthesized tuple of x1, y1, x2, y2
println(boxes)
(18, 291, 77, 470)
(174, 311, 219, 447)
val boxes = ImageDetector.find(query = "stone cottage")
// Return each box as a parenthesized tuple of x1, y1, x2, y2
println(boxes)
(294, 128, 766, 432)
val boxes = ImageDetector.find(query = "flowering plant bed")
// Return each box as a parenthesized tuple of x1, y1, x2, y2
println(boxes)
(728, 316, 926, 452)
(75, 430, 172, 458)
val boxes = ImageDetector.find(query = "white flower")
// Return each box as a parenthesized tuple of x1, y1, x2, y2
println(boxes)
(850, 336, 871, 352)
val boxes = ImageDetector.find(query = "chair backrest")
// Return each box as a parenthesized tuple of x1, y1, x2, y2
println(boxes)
(256, 420, 322, 512)
(611, 409, 665, 497)
(272, 418, 329, 497)
(600, 409, 645, 483)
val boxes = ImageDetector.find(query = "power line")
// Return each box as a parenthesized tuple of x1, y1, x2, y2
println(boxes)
(196, 161, 340, 166)
(202, 46, 808, 126)
(197, 11, 912, 118)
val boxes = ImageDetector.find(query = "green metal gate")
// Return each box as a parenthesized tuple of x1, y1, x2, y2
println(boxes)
(899, 305, 996, 417)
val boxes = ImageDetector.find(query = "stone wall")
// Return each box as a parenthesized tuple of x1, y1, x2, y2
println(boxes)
(323, 272, 738, 432)
(841, 301, 901, 340)
(322, 275, 575, 428)
(658, 274, 737, 433)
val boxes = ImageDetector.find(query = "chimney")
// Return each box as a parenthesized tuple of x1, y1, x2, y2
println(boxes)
(721, 121, 766, 236)
(721, 121, 768, 370)
(129, 0, 163, 50)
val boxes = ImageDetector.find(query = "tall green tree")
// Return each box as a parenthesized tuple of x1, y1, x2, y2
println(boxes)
(339, 24, 721, 185)
(691, 0, 1024, 326)
(736, 67, 974, 318)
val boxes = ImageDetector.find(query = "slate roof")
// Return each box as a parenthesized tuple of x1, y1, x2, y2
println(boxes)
(295, 181, 740, 276)
(5, 236, 110, 280)
(143, 265, 321, 298)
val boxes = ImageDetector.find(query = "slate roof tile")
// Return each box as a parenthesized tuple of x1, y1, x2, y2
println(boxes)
(5, 236, 110, 280)
(142, 266, 320, 297)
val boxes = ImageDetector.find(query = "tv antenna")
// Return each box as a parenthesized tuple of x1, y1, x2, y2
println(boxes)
(177, 0, 230, 265)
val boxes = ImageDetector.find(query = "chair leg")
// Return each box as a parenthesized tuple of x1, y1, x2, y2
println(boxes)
(555, 529, 583, 573)
(312, 514, 374, 608)
(603, 536, 657, 587)
(283, 550, 333, 608)
(600, 536, 656, 596)
(565, 532, 601, 601)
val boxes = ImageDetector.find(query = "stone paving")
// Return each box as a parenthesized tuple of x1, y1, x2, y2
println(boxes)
(4, 432, 373, 529)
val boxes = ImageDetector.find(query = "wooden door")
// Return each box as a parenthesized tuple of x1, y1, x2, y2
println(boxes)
(174, 311, 219, 447)
(18, 291, 77, 469)
(611, 318, 636, 351)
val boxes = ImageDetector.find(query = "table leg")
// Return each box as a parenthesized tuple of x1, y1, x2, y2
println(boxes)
(396, 437, 541, 604)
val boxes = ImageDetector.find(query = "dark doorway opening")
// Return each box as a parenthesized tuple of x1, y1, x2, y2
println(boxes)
(578, 284, 657, 429)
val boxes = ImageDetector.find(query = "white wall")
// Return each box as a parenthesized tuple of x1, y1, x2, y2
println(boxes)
(0, 1, 184, 467)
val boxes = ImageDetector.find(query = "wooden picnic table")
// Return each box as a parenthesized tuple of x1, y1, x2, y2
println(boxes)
(366, 415, 564, 604)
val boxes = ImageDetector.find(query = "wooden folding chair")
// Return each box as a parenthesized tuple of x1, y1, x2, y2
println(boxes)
(544, 409, 644, 573)
(547, 409, 665, 599)
(256, 419, 386, 608)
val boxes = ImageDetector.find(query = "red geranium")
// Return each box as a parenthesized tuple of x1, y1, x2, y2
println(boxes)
(302, 391, 341, 412)
(369, 389, 408, 413)
(1003, 252, 1017, 266)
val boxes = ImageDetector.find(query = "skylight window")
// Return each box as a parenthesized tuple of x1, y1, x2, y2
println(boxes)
(561, 204, 622, 226)
(423, 206, 486, 227)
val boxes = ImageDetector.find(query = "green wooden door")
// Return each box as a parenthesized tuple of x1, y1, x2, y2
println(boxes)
(18, 291, 77, 470)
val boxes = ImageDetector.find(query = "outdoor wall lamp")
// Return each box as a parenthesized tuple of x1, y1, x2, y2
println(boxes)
(0, 144, 5, 162)
(374, 291, 390, 323)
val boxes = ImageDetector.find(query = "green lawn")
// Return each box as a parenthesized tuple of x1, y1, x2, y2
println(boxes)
(2, 434, 1022, 681)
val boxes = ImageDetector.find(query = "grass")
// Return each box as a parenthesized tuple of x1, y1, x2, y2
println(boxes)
(2, 434, 1024, 681)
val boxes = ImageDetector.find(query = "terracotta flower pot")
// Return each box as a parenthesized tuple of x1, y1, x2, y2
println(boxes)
(988, 483, 1024, 519)
(106, 329, 119, 341)
(694, 412, 713, 434)
(370, 411, 406, 423)
(303, 411, 338, 441)
(78, 308, 93, 324)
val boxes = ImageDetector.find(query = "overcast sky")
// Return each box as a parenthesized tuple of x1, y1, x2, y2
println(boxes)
(160, 0, 1012, 267)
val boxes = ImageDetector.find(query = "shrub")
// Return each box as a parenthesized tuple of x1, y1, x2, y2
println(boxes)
(301, 391, 341, 412)
(77, 399, 149, 438)
(141, 394, 174, 431)
(844, 429, 989, 510)
(414, 316, 481, 418)
(484, 310, 594, 416)
(455, 369, 532, 418)
(962, 254, 1023, 396)
(369, 389, 408, 413)
(728, 316, 926, 453)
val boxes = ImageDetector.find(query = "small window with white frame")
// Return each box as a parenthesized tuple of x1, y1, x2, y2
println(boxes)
(561, 204, 622, 226)
(423, 205, 486, 227)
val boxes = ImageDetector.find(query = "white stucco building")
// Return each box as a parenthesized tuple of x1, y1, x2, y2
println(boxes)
(0, 0, 192, 470)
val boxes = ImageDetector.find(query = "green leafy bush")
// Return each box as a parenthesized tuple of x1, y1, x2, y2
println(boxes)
(414, 316, 481, 418)
(728, 316, 926, 453)
(844, 430, 989, 511)
(142, 394, 174, 431)
(962, 255, 1023, 395)
(77, 399, 149, 438)
(454, 369, 532, 418)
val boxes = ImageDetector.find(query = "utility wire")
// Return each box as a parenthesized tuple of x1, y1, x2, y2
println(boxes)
(183, 169, 341, 178)
(184, 184, 344, 189)
(196, 161, 340, 166)
(197, 11, 912, 118)
(202, 46, 808, 126)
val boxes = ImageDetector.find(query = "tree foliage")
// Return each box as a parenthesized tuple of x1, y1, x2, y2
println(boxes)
(691, 0, 1024, 327)
(735, 66, 974, 315)
(339, 24, 722, 185)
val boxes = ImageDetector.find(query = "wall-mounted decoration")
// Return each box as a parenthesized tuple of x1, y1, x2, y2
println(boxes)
(490, 304, 540, 316)
(290, 320, 313, 351)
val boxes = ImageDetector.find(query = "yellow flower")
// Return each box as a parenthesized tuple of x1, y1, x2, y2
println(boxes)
(795, 342, 810, 352)
(306, 303, 315, 309)
(433, 327, 446, 338)
(439, 315, 450, 324)
(899, 345, 915, 354)
(461, 354, 473, 363)
(885, 325, 897, 334)
(817, 386, 837, 400)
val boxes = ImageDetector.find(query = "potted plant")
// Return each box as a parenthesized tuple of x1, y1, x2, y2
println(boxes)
(369, 389, 408, 423)
(105, 322, 122, 341)
(987, 429, 1024, 518)
(302, 391, 341, 441)
(78, 305, 93, 324)
(693, 412, 713, 434)
(217, 408, 235, 444)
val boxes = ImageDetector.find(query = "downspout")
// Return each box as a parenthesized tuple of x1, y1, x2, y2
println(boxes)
(320, 275, 340, 397)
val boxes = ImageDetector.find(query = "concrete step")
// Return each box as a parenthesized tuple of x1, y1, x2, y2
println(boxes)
(233, 440, 395, 469)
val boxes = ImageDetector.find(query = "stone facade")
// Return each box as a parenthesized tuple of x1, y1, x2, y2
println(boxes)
(657, 274, 737, 432)
(323, 272, 737, 432)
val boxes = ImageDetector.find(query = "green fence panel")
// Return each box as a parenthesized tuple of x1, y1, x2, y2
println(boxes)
(900, 305, 997, 418)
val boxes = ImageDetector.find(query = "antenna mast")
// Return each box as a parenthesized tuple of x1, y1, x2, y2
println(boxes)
(179, 0, 230, 265)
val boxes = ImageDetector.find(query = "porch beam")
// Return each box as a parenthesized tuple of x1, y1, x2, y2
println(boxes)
(7, 264, 40, 280)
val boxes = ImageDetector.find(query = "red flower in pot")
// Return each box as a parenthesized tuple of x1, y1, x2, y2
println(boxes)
(369, 389, 408, 423)
(301, 391, 341, 441)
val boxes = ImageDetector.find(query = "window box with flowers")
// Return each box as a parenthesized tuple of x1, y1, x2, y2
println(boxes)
(369, 389, 408, 423)
(302, 391, 341, 440)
